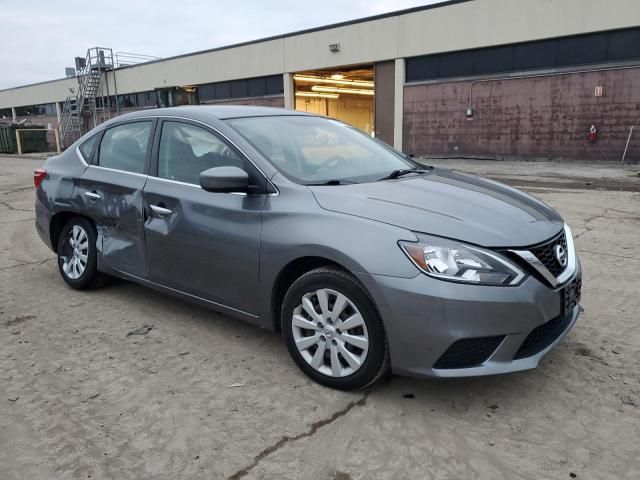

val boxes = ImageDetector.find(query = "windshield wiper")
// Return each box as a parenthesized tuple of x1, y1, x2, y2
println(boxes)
(377, 168, 427, 181)
(305, 179, 357, 186)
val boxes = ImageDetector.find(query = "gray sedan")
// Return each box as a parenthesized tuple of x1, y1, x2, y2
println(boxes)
(34, 106, 581, 390)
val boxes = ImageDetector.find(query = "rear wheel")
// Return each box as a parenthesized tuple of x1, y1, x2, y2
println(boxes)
(282, 266, 389, 390)
(56, 217, 108, 289)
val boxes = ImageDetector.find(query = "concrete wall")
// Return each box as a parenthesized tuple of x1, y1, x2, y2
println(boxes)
(397, 0, 640, 58)
(0, 78, 75, 107)
(2, 0, 639, 108)
(100, 39, 286, 97)
(403, 67, 640, 161)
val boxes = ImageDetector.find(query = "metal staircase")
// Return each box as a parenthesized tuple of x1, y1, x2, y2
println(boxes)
(59, 47, 116, 148)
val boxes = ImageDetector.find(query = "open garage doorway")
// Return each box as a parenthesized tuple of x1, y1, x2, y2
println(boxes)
(294, 65, 374, 135)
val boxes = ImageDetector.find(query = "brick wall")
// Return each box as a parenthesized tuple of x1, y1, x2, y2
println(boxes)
(403, 67, 640, 161)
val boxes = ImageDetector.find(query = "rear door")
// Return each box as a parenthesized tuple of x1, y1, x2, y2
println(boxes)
(142, 119, 266, 314)
(75, 120, 154, 276)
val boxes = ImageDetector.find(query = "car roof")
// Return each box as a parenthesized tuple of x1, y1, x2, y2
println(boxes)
(112, 105, 312, 122)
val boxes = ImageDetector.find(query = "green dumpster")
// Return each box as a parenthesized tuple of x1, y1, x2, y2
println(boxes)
(0, 123, 49, 153)
(0, 123, 17, 153)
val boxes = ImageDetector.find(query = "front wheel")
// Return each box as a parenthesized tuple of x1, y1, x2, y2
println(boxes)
(56, 217, 108, 289)
(282, 266, 389, 390)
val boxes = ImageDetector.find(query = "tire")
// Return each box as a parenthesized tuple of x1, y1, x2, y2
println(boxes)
(282, 266, 389, 390)
(56, 216, 109, 290)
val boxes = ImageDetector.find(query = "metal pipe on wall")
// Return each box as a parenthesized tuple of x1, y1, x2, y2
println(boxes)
(621, 126, 634, 165)
(467, 64, 640, 108)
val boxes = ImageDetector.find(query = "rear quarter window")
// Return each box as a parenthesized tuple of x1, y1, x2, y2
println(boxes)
(78, 134, 99, 163)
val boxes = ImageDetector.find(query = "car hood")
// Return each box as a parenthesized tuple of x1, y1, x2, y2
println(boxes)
(309, 168, 564, 247)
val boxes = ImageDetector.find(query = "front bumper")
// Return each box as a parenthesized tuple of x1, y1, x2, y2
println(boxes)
(358, 258, 581, 379)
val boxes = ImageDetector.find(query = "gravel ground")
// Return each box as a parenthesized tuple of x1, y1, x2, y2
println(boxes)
(1, 155, 639, 480)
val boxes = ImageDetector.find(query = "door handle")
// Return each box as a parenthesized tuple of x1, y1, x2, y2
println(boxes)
(150, 204, 172, 216)
(85, 191, 100, 200)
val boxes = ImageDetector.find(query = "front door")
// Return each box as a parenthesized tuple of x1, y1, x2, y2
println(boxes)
(142, 119, 265, 315)
(75, 120, 154, 276)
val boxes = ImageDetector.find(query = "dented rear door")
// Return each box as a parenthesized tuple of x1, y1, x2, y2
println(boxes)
(75, 120, 154, 276)
(77, 167, 148, 275)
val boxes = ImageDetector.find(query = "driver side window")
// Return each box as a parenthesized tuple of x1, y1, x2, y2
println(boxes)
(158, 121, 244, 185)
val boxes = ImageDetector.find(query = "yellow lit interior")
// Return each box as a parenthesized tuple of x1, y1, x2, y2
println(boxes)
(294, 66, 374, 135)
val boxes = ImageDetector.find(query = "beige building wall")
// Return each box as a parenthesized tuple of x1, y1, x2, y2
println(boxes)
(2, 0, 639, 110)
(397, 0, 640, 58)
(0, 78, 75, 107)
(100, 39, 286, 96)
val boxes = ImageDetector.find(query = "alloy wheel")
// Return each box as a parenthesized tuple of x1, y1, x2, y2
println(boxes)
(291, 288, 369, 377)
(61, 225, 89, 280)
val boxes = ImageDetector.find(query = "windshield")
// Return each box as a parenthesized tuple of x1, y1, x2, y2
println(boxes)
(227, 116, 416, 184)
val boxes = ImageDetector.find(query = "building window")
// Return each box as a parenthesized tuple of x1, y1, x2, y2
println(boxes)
(556, 33, 607, 66)
(0, 108, 12, 119)
(513, 39, 556, 71)
(136, 91, 155, 107)
(266, 75, 284, 95)
(117, 92, 153, 109)
(118, 94, 137, 109)
(406, 27, 640, 83)
(608, 29, 640, 61)
(14, 103, 56, 117)
(198, 75, 284, 102)
(214, 82, 231, 100)
(231, 80, 249, 98)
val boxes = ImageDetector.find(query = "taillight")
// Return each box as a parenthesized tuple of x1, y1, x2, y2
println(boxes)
(34, 168, 47, 188)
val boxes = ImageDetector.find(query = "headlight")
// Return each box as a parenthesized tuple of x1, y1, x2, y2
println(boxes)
(399, 234, 525, 286)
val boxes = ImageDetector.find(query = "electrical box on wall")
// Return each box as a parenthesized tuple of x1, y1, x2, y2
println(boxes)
(594, 85, 604, 97)
(465, 107, 474, 120)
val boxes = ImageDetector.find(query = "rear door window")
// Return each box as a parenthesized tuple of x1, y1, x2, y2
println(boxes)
(98, 121, 152, 174)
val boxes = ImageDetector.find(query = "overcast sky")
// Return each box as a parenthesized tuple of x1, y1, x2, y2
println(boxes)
(0, 0, 443, 90)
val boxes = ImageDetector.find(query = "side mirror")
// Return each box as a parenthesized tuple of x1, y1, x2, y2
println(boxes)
(200, 166, 249, 193)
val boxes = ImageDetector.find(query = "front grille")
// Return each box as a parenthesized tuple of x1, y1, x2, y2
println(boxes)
(433, 336, 505, 369)
(530, 231, 567, 277)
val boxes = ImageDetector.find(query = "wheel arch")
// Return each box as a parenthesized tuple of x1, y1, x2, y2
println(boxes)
(49, 211, 96, 250)
(271, 256, 350, 332)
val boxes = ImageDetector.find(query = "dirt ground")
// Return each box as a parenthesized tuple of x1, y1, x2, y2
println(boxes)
(1, 155, 639, 480)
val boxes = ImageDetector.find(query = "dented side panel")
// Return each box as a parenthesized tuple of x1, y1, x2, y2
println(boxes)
(73, 166, 148, 276)
(35, 150, 90, 250)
